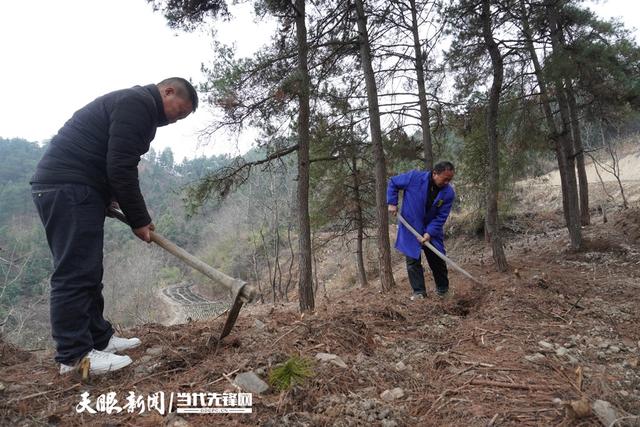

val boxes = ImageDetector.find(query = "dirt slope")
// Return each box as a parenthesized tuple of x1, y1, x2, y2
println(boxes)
(3, 152, 640, 426)
(2, 205, 639, 426)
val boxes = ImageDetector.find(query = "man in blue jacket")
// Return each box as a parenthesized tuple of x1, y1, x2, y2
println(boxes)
(31, 78, 198, 375)
(387, 161, 455, 299)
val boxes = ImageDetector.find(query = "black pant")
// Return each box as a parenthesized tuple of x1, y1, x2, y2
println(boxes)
(406, 246, 449, 295)
(32, 183, 113, 364)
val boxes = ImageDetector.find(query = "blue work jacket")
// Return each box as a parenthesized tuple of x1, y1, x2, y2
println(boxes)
(386, 169, 455, 259)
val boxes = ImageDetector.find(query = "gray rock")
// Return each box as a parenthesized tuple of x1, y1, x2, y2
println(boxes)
(254, 319, 266, 330)
(0, 382, 5, 393)
(315, 352, 348, 368)
(146, 346, 163, 356)
(255, 367, 266, 376)
(525, 353, 546, 363)
(608, 346, 621, 354)
(591, 400, 626, 427)
(381, 420, 398, 427)
(395, 361, 407, 371)
(380, 388, 404, 401)
(391, 388, 405, 399)
(234, 371, 269, 394)
(538, 341, 554, 350)
(380, 390, 394, 402)
(555, 347, 569, 357)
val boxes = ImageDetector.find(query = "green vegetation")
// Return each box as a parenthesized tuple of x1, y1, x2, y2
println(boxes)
(268, 355, 315, 392)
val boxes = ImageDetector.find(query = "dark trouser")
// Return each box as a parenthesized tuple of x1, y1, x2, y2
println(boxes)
(32, 183, 113, 364)
(406, 246, 449, 295)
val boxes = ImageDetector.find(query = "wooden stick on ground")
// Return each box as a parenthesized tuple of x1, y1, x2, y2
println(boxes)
(470, 379, 555, 390)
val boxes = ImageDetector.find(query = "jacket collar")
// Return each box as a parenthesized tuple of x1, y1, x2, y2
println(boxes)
(146, 84, 169, 127)
(425, 170, 452, 198)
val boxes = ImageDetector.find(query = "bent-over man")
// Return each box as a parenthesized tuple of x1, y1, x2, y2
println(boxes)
(387, 161, 456, 299)
(31, 78, 198, 375)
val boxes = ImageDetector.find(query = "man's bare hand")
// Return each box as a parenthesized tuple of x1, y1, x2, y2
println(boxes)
(420, 232, 431, 244)
(133, 223, 155, 243)
(388, 205, 398, 216)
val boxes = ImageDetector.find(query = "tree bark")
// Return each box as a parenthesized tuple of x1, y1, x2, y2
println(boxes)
(565, 81, 590, 225)
(350, 133, 369, 287)
(354, 0, 396, 291)
(409, 0, 433, 169)
(481, 0, 508, 271)
(547, 2, 582, 249)
(294, 0, 315, 311)
(519, 0, 582, 250)
(556, 22, 590, 225)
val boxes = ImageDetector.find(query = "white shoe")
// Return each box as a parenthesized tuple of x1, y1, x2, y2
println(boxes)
(102, 335, 141, 353)
(59, 349, 132, 375)
(410, 293, 425, 301)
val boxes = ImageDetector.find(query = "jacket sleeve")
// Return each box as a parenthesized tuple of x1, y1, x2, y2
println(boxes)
(386, 170, 415, 205)
(106, 95, 153, 229)
(425, 187, 455, 236)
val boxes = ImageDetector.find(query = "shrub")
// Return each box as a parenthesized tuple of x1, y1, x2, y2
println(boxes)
(268, 356, 314, 392)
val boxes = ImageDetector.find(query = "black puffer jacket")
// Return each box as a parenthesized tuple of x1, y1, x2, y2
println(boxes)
(31, 84, 168, 228)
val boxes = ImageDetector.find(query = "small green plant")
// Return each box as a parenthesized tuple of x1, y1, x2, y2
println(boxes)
(268, 356, 314, 392)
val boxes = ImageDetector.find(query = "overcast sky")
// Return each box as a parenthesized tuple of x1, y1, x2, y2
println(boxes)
(0, 0, 272, 161)
(0, 0, 638, 162)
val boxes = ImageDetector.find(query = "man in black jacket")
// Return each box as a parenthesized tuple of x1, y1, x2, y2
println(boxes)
(31, 77, 198, 375)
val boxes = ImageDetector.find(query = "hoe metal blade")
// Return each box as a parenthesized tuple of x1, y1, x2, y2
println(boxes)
(108, 207, 256, 342)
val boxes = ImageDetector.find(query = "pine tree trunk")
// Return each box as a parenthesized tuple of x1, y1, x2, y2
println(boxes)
(409, 0, 433, 169)
(556, 22, 590, 226)
(565, 82, 590, 225)
(520, 0, 582, 250)
(481, 0, 508, 271)
(294, 0, 315, 311)
(354, 0, 396, 291)
(351, 137, 368, 287)
(548, 4, 582, 250)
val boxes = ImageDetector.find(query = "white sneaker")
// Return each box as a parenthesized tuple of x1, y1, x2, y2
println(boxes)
(102, 335, 142, 353)
(59, 349, 132, 375)
(410, 293, 425, 301)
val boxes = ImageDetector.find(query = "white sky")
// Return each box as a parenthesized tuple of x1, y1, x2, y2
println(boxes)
(0, 0, 638, 162)
(0, 0, 273, 161)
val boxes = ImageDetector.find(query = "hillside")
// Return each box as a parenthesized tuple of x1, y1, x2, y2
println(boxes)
(1, 164, 640, 426)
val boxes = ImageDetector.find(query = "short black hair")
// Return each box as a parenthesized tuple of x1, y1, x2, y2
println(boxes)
(433, 161, 455, 173)
(158, 77, 199, 111)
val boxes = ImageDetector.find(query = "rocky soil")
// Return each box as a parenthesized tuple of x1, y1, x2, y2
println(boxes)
(1, 207, 640, 426)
